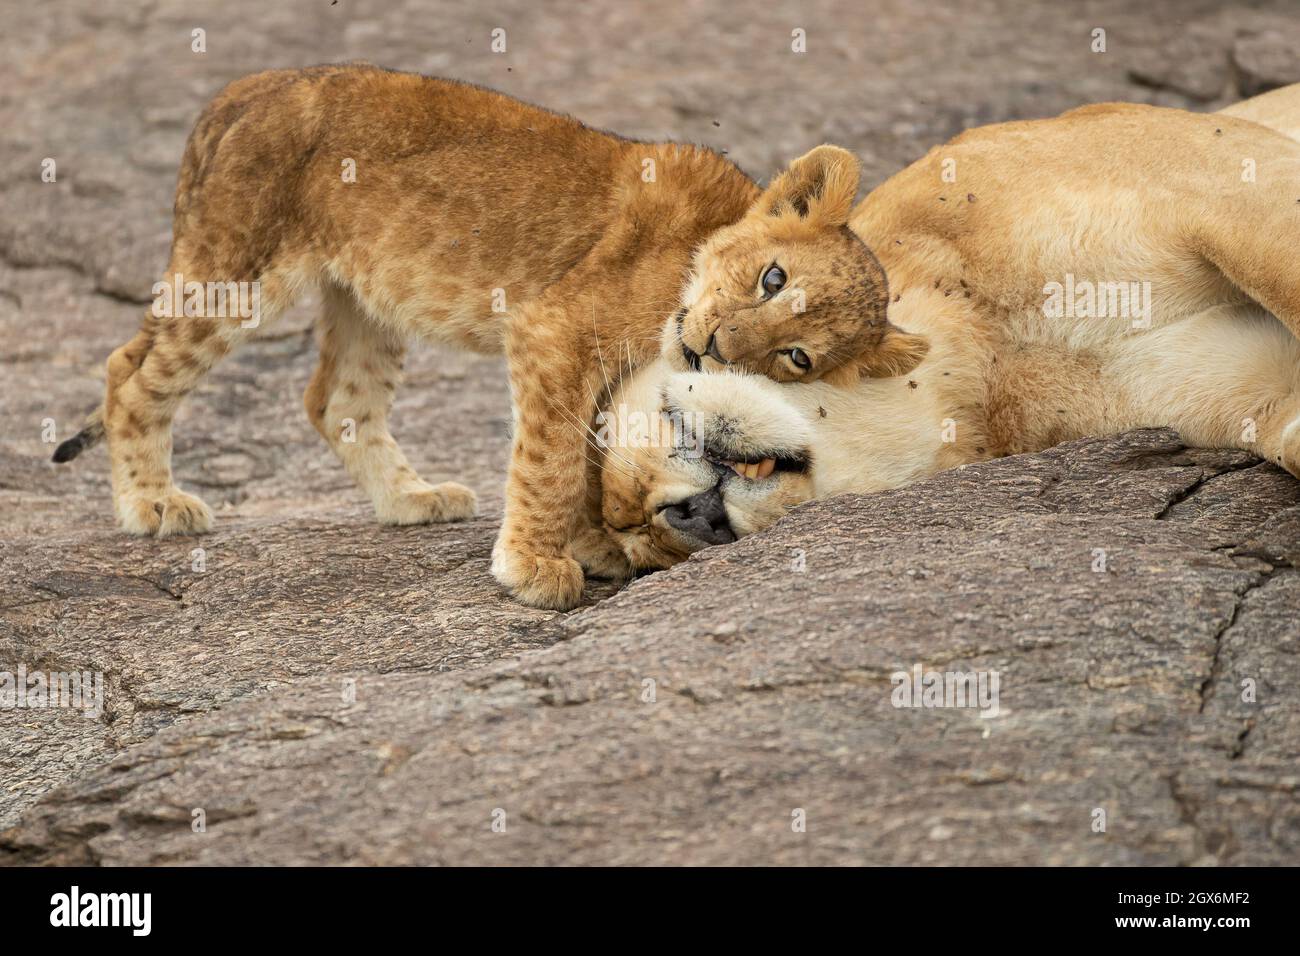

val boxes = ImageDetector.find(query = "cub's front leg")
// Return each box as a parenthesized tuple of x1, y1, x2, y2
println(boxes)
(492, 302, 615, 610)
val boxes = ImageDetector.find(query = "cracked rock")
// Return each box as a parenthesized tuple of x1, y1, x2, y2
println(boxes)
(4, 429, 1299, 864)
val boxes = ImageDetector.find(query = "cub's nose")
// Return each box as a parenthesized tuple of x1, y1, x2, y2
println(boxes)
(660, 487, 736, 545)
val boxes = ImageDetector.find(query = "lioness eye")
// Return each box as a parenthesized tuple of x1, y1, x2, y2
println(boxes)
(760, 264, 786, 297)
(788, 348, 811, 370)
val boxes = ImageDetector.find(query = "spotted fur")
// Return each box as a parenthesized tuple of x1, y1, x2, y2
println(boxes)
(55, 64, 908, 609)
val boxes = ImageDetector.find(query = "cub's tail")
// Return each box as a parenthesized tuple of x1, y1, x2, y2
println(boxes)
(52, 407, 105, 463)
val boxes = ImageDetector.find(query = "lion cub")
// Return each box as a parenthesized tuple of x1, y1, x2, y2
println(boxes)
(53, 64, 926, 609)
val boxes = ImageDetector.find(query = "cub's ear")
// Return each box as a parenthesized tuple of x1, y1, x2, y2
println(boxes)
(753, 144, 860, 228)
(857, 323, 930, 379)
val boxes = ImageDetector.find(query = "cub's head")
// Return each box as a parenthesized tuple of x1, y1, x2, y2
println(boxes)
(597, 361, 817, 571)
(665, 144, 928, 384)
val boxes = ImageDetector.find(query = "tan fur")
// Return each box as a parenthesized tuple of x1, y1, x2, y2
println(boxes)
(601, 85, 1300, 568)
(665, 144, 927, 383)
(65, 64, 913, 610)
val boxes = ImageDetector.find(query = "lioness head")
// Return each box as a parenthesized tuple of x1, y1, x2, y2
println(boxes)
(596, 360, 819, 570)
(664, 144, 928, 383)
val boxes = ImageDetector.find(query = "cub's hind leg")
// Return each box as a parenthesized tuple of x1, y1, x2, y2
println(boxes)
(103, 264, 297, 536)
(304, 285, 477, 525)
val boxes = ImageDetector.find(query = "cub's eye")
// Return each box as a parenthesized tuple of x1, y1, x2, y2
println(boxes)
(760, 264, 787, 297)
(787, 348, 811, 371)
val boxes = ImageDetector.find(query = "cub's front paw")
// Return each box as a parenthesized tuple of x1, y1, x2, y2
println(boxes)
(491, 547, 585, 610)
(118, 489, 214, 537)
(568, 526, 633, 581)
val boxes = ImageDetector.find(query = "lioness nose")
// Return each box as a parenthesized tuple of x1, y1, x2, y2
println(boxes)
(661, 487, 736, 545)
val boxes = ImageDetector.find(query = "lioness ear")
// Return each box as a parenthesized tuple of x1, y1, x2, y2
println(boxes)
(755, 144, 860, 227)
(856, 324, 930, 379)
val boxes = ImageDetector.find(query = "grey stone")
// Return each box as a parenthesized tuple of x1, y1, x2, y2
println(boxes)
(1234, 29, 1300, 98)
(1129, 28, 1232, 102)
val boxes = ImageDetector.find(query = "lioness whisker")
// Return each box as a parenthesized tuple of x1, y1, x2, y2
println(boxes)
(547, 392, 642, 476)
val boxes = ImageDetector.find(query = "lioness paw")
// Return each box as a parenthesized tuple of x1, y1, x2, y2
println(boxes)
(118, 489, 214, 537)
(491, 547, 585, 610)
(1278, 416, 1300, 479)
(377, 482, 477, 525)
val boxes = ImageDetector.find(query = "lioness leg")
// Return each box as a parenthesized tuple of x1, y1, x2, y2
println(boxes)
(1189, 130, 1300, 340)
(104, 263, 295, 536)
(304, 285, 476, 525)
(1117, 306, 1300, 476)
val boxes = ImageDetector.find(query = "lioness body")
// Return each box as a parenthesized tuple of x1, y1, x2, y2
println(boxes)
(858, 94, 1300, 469)
(600, 85, 1300, 566)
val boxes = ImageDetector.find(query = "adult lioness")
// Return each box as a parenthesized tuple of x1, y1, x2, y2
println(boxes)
(599, 84, 1300, 568)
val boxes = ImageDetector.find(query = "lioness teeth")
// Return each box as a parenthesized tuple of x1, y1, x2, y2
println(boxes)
(724, 458, 777, 479)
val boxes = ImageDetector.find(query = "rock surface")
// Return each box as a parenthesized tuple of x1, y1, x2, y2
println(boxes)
(1233, 27, 1300, 99)
(5, 431, 1300, 865)
(2, 0, 1299, 865)
(1129, 8, 1300, 102)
